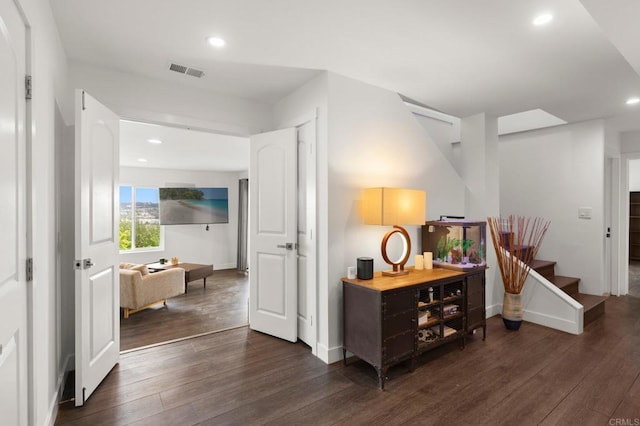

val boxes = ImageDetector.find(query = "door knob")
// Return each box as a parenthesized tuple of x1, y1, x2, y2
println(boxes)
(277, 243, 294, 250)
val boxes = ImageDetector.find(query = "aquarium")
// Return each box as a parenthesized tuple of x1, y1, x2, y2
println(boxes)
(421, 220, 487, 271)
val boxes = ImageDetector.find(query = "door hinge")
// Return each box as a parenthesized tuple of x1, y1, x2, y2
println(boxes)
(82, 90, 86, 110)
(26, 258, 33, 281)
(25, 75, 32, 100)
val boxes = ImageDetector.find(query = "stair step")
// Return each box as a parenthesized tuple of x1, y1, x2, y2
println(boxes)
(549, 275, 580, 297)
(529, 258, 606, 329)
(574, 293, 608, 327)
(530, 259, 556, 279)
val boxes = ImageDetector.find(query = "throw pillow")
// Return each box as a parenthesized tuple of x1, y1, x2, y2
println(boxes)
(131, 264, 149, 276)
(119, 262, 136, 270)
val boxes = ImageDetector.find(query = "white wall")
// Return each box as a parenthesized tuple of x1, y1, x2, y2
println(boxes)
(460, 113, 502, 315)
(413, 113, 461, 172)
(323, 73, 466, 362)
(628, 159, 640, 191)
(621, 129, 640, 153)
(119, 167, 243, 269)
(67, 61, 274, 136)
(499, 120, 606, 296)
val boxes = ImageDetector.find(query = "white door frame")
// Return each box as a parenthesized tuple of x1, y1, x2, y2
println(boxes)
(279, 109, 318, 354)
(618, 152, 640, 296)
(604, 155, 621, 296)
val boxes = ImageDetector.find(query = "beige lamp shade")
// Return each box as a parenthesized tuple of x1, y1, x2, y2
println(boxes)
(363, 188, 426, 226)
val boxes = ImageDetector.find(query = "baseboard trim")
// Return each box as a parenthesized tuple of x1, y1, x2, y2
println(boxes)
(215, 263, 236, 271)
(316, 343, 343, 365)
(46, 354, 73, 426)
(486, 303, 502, 318)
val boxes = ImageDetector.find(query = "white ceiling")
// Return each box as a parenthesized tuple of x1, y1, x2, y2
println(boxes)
(51, 0, 640, 168)
(120, 121, 249, 172)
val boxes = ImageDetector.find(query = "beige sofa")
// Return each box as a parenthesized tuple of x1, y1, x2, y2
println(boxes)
(119, 263, 185, 318)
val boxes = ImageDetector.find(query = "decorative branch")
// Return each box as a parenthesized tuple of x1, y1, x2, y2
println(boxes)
(487, 216, 550, 294)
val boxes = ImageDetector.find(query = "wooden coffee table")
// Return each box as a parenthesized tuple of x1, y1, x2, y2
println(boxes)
(147, 262, 213, 293)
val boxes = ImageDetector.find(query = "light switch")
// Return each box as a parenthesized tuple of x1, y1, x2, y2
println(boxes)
(578, 207, 592, 219)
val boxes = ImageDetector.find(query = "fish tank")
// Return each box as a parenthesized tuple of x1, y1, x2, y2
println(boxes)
(421, 219, 487, 271)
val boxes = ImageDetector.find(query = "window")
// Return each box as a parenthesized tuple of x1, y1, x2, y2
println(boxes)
(119, 186, 162, 251)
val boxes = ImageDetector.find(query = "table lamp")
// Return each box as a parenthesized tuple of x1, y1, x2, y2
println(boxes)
(363, 187, 426, 276)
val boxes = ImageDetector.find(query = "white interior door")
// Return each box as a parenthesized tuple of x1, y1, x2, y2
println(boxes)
(297, 121, 317, 350)
(74, 90, 120, 406)
(249, 128, 297, 342)
(0, 0, 28, 423)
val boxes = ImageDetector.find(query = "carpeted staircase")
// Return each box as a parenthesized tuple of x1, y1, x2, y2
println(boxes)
(530, 259, 607, 327)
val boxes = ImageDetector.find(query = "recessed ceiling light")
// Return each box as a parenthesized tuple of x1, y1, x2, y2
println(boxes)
(533, 13, 553, 26)
(206, 36, 226, 48)
(626, 97, 640, 105)
(147, 138, 163, 144)
(137, 158, 148, 163)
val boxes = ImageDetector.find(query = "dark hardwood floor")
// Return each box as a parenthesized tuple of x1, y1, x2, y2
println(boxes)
(120, 269, 248, 351)
(57, 295, 640, 425)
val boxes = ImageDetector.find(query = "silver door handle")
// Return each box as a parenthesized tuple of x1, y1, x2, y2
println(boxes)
(74, 258, 95, 270)
(277, 243, 294, 250)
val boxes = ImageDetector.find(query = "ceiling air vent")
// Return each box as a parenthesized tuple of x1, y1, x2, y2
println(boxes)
(168, 62, 205, 78)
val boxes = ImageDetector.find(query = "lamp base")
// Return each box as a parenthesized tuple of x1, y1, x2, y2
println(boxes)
(382, 269, 409, 277)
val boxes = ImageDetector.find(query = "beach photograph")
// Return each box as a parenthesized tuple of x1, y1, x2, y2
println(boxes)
(159, 187, 229, 225)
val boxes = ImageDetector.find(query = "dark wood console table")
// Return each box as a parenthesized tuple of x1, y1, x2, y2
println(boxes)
(342, 266, 486, 389)
(148, 262, 214, 293)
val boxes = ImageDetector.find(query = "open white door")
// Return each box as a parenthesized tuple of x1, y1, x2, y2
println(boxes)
(0, 1, 28, 423)
(249, 128, 297, 342)
(74, 90, 120, 406)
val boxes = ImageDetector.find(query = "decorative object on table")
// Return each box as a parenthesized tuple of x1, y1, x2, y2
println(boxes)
(362, 187, 426, 276)
(347, 266, 356, 279)
(414, 254, 424, 270)
(357, 257, 374, 280)
(423, 251, 433, 269)
(422, 220, 487, 271)
(159, 258, 166, 264)
(487, 215, 550, 330)
(170, 257, 179, 265)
